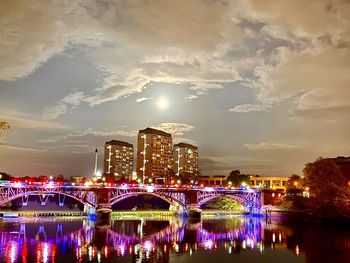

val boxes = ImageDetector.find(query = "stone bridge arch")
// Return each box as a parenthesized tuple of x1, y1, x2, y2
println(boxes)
(197, 190, 262, 212)
(0, 187, 94, 207)
(109, 188, 187, 213)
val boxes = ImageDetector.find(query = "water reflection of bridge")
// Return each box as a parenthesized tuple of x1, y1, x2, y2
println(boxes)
(0, 217, 266, 262)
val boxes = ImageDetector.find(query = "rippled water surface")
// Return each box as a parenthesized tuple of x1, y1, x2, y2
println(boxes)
(0, 216, 349, 263)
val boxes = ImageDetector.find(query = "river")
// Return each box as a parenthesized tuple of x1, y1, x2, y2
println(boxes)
(0, 215, 349, 263)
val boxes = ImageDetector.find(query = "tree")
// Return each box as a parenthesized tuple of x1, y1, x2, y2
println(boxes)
(203, 196, 244, 210)
(286, 174, 303, 189)
(226, 170, 249, 187)
(0, 122, 10, 134)
(285, 174, 306, 210)
(303, 157, 349, 216)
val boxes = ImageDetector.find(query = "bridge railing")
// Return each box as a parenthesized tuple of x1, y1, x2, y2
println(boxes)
(0, 181, 260, 193)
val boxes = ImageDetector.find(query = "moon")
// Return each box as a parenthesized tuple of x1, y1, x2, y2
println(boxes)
(157, 97, 169, 110)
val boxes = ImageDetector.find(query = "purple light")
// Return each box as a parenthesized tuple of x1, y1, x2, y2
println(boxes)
(203, 240, 214, 250)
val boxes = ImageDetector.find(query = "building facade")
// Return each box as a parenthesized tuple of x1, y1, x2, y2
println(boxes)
(136, 128, 173, 182)
(173, 143, 199, 178)
(103, 140, 134, 180)
(195, 175, 227, 186)
(249, 175, 288, 191)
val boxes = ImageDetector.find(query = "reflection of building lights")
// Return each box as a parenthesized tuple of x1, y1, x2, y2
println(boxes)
(272, 233, 276, 243)
(6, 241, 18, 263)
(21, 244, 28, 263)
(175, 243, 179, 253)
(279, 232, 282, 242)
(97, 251, 101, 263)
(42, 243, 50, 263)
(143, 241, 153, 252)
(88, 246, 93, 261)
(246, 238, 254, 249)
(204, 240, 214, 250)
(76, 248, 82, 262)
(103, 246, 109, 258)
(259, 243, 264, 253)
(119, 245, 126, 256)
(242, 240, 246, 249)
(295, 245, 300, 256)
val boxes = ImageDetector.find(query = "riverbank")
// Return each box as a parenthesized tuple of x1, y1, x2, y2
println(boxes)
(0, 211, 87, 218)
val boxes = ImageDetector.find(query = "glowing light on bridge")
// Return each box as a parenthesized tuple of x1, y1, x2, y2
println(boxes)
(204, 187, 214, 192)
(146, 185, 154, 193)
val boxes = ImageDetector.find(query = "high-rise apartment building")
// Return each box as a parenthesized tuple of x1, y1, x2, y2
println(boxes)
(137, 128, 173, 182)
(103, 140, 134, 179)
(173, 143, 199, 178)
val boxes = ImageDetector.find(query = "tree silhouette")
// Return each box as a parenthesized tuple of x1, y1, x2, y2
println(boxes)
(303, 157, 349, 216)
(226, 170, 249, 187)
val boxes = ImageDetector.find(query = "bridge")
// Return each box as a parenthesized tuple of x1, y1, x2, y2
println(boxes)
(0, 182, 262, 216)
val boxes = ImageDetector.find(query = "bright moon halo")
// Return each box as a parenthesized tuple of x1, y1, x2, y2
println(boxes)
(157, 97, 169, 110)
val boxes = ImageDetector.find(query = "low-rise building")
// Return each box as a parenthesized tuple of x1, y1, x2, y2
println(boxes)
(249, 175, 288, 191)
(70, 176, 85, 184)
(195, 175, 227, 186)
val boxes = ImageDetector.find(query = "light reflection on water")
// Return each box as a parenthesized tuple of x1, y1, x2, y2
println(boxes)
(0, 216, 349, 263)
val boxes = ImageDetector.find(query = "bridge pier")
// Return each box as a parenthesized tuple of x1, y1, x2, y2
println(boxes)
(187, 205, 202, 218)
(94, 190, 112, 226)
(184, 190, 202, 218)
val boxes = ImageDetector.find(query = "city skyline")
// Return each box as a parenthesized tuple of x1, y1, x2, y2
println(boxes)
(1, 1, 349, 178)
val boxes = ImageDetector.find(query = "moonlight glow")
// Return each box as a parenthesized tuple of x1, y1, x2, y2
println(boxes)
(157, 98, 169, 110)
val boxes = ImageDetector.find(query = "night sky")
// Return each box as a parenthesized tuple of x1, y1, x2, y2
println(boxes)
(0, 0, 349, 178)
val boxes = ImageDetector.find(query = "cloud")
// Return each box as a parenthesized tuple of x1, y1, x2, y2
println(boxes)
(173, 137, 196, 145)
(0, 144, 46, 153)
(229, 104, 268, 113)
(245, 142, 302, 151)
(43, 92, 85, 120)
(151, 123, 195, 136)
(0, 0, 247, 116)
(38, 128, 137, 146)
(0, 109, 69, 130)
(185, 82, 225, 101)
(254, 47, 350, 121)
(241, 0, 350, 44)
(37, 123, 195, 152)
(292, 105, 350, 121)
(136, 97, 153, 103)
